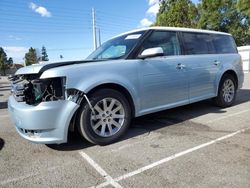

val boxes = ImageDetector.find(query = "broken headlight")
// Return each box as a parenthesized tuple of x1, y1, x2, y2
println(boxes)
(12, 76, 66, 105)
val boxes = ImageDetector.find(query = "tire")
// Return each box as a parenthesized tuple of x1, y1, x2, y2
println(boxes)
(214, 74, 237, 108)
(77, 89, 132, 145)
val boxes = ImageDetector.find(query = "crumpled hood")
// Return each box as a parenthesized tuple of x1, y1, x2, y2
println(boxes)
(15, 60, 93, 75)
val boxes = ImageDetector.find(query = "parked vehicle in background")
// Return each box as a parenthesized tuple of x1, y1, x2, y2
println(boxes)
(8, 27, 244, 145)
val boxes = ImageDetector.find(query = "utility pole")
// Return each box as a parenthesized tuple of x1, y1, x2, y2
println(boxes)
(92, 8, 97, 50)
(98, 28, 101, 47)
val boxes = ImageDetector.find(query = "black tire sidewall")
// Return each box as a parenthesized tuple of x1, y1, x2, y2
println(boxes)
(77, 89, 131, 145)
(217, 74, 237, 107)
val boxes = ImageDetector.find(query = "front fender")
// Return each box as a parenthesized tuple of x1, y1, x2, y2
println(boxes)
(40, 61, 141, 116)
(72, 73, 139, 113)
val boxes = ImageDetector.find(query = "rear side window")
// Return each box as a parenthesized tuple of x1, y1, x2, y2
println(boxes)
(140, 31, 181, 56)
(182, 32, 215, 55)
(212, 35, 237, 54)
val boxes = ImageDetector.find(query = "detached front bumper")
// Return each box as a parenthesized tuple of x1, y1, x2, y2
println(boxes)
(8, 96, 79, 144)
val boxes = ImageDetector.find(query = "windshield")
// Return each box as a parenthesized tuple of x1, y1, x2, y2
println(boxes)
(87, 31, 145, 60)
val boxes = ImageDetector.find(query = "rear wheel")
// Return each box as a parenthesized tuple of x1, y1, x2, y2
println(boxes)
(77, 89, 131, 145)
(214, 74, 237, 108)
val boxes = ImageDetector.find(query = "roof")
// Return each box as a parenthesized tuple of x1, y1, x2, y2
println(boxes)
(113, 26, 231, 39)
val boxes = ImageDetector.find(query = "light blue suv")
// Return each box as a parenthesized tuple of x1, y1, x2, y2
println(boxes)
(8, 27, 244, 145)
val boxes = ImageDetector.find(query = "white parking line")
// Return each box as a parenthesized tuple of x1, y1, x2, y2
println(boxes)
(0, 165, 63, 186)
(79, 151, 123, 188)
(0, 114, 9, 118)
(207, 109, 250, 123)
(0, 172, 39, 186)
(94, 127, 249, 188)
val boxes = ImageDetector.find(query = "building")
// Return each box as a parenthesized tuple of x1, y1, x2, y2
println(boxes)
(238, 46, 250, 73)
(0, 64, 24, 76)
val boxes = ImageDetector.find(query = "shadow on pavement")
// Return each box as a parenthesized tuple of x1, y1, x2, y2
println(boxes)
(46, 132, 94, 151)
(0, 138, 5, 151)
(0, 85, 11, 88)
(37, 89, 250, 151)
(0, 88, 11, 92)
(234, 89, 250, 105)
(0, 102, 8, 109)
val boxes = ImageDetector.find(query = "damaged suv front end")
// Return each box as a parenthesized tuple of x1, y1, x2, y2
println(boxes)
(8, 65, 81, 144)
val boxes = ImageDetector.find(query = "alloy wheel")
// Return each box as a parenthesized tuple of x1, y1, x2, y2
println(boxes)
(90, 98, 125, 137)
(222, 79, 235, 103)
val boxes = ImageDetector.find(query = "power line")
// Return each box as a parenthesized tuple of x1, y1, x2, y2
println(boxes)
(3, 23, 92, 30)
(47, 47, 91, 51)
(97, 23, 135, 29)
(96, 15, 138, 24)
(1, 4, 142, 46)
(0, 2, 92, 13)
(4, 16, 136, 29)
(0, 29, 90, 34)
(96, 10, 138, 21)
(2, 12, 92, 20)
(1, 14, 92, 22)
(3, 19, 91, 27)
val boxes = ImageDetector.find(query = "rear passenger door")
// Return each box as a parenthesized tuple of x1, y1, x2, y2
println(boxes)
(181, 32, 220, 102)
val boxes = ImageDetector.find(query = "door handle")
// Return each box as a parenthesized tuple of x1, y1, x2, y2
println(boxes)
(176, 63, 186, 70)
(213, 60, 221, 66)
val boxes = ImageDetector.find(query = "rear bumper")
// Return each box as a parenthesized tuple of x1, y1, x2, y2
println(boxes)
(238, 72, 244, 89)
(8, 96, 79, 144)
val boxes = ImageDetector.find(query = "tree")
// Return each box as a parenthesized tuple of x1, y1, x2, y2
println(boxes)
(7, 57, 13, 68)
(237, 0, 250, 18)
(198, 0, 250, 46)
(155, 0, 199, 28)
(41, 46, 49, 61)
(25, 47, 38, 66)
(0, 47, 8, 75)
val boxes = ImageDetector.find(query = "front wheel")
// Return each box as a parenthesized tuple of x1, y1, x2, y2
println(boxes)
(77, 89, 132, 145)
(214, 74, 237, 108)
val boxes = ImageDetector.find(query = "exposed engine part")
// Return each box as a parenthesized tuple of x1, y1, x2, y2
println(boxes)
(8, 74, 19, 82)
(66, 89, 84, 105)
(11, 76, 65, 105)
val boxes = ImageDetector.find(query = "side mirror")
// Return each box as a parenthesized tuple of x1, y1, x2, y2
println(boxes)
(138, 47, 164, 59)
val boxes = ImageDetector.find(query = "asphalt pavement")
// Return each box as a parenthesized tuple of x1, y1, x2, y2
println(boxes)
(0, 74, 249, 188)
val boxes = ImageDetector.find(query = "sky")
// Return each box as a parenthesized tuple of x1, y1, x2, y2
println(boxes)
(0, 0, 199, 64)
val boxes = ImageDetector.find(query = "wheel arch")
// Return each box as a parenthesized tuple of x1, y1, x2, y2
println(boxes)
(86, 83, 136, 118)
(220, 70, 238, 89)
(68, 83, 136, 143)
(68, 83, 136, 134)
(215, 69, 238, 96)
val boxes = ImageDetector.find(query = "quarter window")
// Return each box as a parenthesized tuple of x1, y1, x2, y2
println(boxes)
(139, 31, 181, 56)
(212, 35, 237, 54)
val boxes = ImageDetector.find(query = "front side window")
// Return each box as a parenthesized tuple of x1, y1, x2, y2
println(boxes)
(139, 31, 181, 56)
(87, 31, 145, 60)
(98, 45, 126, 59)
